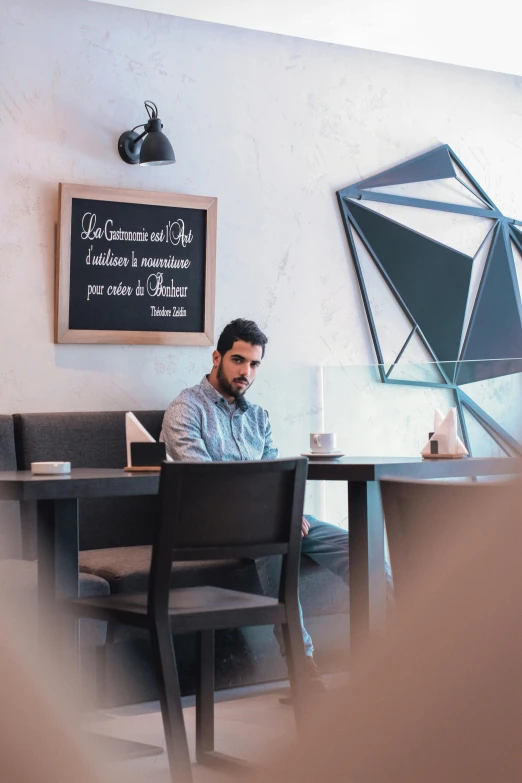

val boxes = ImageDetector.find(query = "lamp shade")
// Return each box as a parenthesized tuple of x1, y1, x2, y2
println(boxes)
(118, 101, 176, 166)
(139, 129, 176, 166)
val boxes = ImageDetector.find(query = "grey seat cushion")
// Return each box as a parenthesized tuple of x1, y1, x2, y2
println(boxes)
(80, 545, 349, 617)
(79, 571, 112, 598)
(80, 545, 264, 595)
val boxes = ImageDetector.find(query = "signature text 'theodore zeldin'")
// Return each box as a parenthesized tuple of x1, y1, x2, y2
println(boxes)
(150, 306, 187, 317)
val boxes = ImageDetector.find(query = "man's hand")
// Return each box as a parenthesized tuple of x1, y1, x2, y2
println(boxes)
(301, 517, 310, 537)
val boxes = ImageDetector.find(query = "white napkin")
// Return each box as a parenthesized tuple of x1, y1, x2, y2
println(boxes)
(421, 407, 469, 457)
(125, 412, 173, 466)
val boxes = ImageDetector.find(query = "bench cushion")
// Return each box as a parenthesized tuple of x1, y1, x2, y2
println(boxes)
(80, 546, 264, 595)
(80, 545, 349, 616)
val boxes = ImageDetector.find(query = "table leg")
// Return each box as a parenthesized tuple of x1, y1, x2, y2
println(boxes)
(20, 500, 37, 561)
(348, 480, 387, 656)
(36, 499, 80, 673)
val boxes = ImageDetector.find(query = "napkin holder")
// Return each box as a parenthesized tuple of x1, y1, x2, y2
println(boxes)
(124, 442, 167, 472)
(421, 408, 469, 460)
(423, 446, 467, 460)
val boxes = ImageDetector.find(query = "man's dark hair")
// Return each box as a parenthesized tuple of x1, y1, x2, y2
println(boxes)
(216, 318, 268, 358)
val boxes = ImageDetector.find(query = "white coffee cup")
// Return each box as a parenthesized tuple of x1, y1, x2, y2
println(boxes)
(310, 433, 337, 454)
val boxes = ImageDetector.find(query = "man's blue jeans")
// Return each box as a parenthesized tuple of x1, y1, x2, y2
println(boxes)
(256, 514, 349, 657)
(256, 514, 394, 657)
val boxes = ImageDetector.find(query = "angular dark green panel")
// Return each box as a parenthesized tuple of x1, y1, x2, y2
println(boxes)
(345, 199, 473, 369)
(456, 226, 522, 384)
(336, 145, 522, 456)
(353, 146, 455, 191)
(457, 358, 522, 385)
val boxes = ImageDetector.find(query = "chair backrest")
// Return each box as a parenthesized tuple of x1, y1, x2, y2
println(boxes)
(381, 478, 504, 604)
(13, 410, 165, 550)
(148, 458, 308, 615)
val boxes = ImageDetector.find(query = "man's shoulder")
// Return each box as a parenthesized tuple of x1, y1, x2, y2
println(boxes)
(165, 382, 207, 412)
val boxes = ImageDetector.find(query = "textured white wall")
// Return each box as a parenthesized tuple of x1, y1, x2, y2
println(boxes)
(1, 0, 522, 479)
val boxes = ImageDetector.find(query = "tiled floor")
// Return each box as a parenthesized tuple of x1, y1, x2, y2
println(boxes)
(84, 685, 297, 782)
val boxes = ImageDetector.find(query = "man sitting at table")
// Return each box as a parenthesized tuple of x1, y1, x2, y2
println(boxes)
(161, 318, 353, 692)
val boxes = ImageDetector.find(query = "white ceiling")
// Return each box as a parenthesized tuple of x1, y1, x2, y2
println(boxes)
(88, 0, 522, 77)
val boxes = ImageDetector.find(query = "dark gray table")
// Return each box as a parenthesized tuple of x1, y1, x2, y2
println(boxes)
(1, 459, 520, 664)
(305, 456, 522, 654)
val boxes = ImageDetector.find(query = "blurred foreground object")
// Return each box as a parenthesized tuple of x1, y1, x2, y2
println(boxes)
(0, 600, 104, 783)
(257, 477, 522, 783)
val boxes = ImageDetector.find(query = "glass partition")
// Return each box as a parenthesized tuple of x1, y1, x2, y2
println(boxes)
(267, 360, 522, 527)
(323, 360, 522, 460)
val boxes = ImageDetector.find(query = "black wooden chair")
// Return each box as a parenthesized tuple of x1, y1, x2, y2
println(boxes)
(61, 457, 309, 782)
(380, 478, 501, 605)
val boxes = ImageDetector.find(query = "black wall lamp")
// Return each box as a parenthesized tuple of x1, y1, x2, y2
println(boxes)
(118, 100, 175, 166)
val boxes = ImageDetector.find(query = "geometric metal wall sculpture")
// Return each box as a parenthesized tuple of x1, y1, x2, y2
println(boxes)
(337, 144, 522, 457)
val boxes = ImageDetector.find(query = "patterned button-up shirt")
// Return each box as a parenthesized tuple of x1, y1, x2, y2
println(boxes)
(160, 375, 279, 462)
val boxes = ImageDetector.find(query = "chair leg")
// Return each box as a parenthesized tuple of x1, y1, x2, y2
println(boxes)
(282, 613, 311, 733)
(94, 622, 116, 707)
(149, 623, 192, 783)
(194, 630, 252, 775)
(195, 630, 215, 762)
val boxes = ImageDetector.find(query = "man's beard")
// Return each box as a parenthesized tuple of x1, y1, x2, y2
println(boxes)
(217, 360, 249, 399)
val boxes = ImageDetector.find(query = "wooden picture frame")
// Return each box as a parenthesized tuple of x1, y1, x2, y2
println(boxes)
(55, 183, 217, 345)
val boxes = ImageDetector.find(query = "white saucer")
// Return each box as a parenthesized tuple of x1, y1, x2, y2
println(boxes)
(301, 451, 345, 459)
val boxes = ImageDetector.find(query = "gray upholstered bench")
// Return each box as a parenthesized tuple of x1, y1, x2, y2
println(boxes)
(11, 410, 349, 705)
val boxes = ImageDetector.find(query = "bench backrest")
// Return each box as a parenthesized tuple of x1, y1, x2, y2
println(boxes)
(13, 411, 164, 550)
(0, 416, 16, 471)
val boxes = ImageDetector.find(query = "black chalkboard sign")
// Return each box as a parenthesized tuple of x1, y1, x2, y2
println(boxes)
(56, 184, 216, 345)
